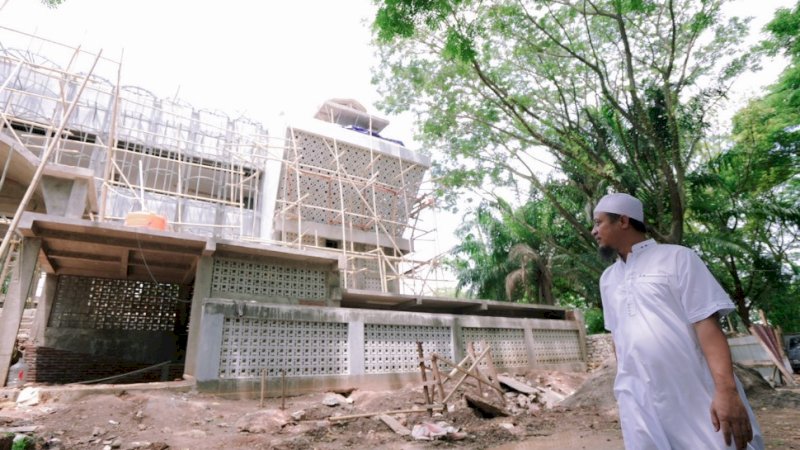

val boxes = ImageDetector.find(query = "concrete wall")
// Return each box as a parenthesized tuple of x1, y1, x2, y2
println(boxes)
(196, 299, 586, 398)
(24, 274, 190, 383)
(43, 328, 179, 363)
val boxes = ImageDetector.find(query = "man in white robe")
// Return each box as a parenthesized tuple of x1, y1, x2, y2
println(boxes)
(593, 193, 763, 450)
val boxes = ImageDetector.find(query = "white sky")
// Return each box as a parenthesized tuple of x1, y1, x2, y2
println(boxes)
(0, 0, 796, 269)
(0, 0, 411, 141)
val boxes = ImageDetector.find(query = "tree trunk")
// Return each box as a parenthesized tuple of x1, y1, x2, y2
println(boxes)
(728, 257, 751, 329)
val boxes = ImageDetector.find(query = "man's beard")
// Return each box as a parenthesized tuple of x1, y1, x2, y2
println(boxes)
(598, 245, 617, 262)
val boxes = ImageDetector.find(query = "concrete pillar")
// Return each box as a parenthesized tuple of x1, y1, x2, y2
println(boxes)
(0, 237, 41, 386)
(348, 321, 364, 376)
(30, 273, 58, 345)
(195, 312, 224, 382)
(184, 255, 213, 377)
(40, 176, 88, 218)
(523, 327, 540, 368)
(451, 319, 463, 362)
(567, 309, 589, 363)
(327, 268, 341, 307)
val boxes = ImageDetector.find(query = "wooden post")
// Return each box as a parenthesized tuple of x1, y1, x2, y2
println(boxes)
(435, 351, 504, 398)
(430, 354, 446, 402)
(281, 369, 287, 410)
(480, 340, 505, 402)
(260, 369, 265, 408)
(467, 342, 485, 397)
(441, 346, 498, 404)
(416, 341, 433, 416)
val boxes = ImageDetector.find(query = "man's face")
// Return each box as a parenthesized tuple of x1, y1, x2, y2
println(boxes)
(592, 212, 621, 259)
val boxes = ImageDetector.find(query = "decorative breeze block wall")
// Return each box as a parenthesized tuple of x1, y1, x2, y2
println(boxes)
(211, 257, 327, 300)
(218, 317, 349, 378)
(461, 327, 529, 369)
(364, 324, 452, 374)
(49, 275, 181, 331)
(530, 329, 583, 364)
(281, 130, 426, 237)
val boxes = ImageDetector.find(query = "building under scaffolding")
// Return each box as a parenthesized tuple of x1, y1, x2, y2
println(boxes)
(0, 27, 586, 392)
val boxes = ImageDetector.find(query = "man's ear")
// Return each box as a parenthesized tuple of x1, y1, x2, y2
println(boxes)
(619, 215, 631, 229)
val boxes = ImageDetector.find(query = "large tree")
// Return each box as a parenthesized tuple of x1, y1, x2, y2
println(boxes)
(373, 0, 753, 246)
(686, 1, 800, 329)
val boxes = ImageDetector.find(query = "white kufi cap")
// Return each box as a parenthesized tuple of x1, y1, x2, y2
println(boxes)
(594, 193, 644, 222)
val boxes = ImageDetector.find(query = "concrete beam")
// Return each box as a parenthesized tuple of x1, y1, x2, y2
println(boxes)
(40, 176, 88, 219)
(0, 237, 41, 385)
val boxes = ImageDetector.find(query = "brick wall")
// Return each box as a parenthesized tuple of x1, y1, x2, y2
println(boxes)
(586, 333, 614, 371)
(23, 346, 183, 384)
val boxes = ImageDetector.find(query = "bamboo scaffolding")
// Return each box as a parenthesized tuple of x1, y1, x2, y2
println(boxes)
(0, 49, 103, 262)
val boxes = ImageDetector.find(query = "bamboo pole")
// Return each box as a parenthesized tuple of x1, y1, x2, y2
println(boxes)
(430, 354, 446, 402)
(0, 61, 24, 193)
(0, 50, 103, 263)
(416, 341, 433, 416)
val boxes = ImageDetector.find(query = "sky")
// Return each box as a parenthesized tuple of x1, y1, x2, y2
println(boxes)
(0, 1, 406, 138)
(0, 0, 796, 277)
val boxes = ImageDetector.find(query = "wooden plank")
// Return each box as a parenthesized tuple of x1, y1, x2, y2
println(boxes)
(434, 351, 504, 398)
(735, 359, 780, 368)
(0, 426, 38, 433)
(467, 342, 485, 397)
(750, 326, 797, 386)
(480, 340, 506, 402)
(378, 414, 411, 436)
(441, 347, 503, 404)
(497, 375, 537, 395)
(328, 405, 444, 422)
(38, 230, 203, 256)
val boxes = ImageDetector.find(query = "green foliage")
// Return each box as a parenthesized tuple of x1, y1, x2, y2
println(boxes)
(373, 0, 799, 328)
(40, 0, 65, 8)
(12, 435, 34, 450)
(583, 308, 607, 335)
(763, 3, 800, 59)
(373, 0, 755, 247)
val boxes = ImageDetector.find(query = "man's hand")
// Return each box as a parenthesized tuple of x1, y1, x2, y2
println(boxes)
(694, 315, 754, 450)
(710, 387, 753, 450)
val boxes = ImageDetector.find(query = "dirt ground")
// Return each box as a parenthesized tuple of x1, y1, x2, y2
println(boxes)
(1, 363, 798, 450)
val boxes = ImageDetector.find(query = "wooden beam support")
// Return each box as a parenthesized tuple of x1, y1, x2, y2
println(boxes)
(119, 249, 129, 278)
(36, 230, 203, 256)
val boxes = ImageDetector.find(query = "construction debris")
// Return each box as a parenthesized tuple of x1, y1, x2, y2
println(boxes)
(498, 375, 537, 395)
(410, 421, 465, 441)
(464, 393, 509, 418)
(378, 414, 411, 436)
